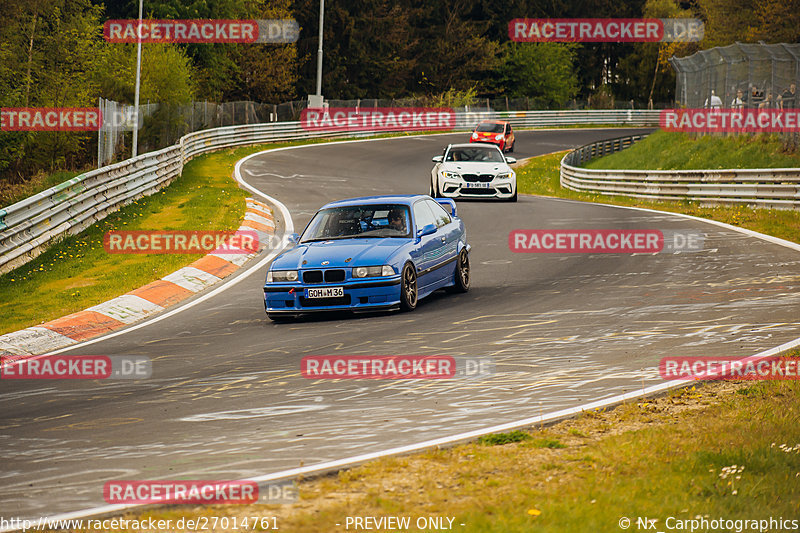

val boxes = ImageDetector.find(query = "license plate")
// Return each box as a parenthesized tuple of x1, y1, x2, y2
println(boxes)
(466, 182, 492, 188)
(306, 286, 344, 299)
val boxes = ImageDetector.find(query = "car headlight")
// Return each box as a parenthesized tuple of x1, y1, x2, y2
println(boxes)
(496, 172, 512, 180)
(495, 134, 504, 141)
(441, 171, 461, 180)
(353, 265, 395, 278)
(267, 270, 298, 283)
(471, 132, 478, 139)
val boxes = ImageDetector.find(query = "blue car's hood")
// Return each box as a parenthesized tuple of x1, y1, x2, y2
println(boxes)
(272, 238, 410, 270)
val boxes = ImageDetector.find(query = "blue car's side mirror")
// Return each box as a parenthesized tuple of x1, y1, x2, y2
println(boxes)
(416, 224, 437, 239)
(287, 233, 301, 244)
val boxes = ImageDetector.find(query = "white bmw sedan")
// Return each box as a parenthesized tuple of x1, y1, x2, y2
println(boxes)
(430, 143, 517, 202)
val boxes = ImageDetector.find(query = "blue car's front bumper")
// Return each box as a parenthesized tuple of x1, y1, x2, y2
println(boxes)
(264, 276, 402, 314)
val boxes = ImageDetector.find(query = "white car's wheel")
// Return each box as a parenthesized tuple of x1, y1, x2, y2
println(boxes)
(429, 177, 440, 197)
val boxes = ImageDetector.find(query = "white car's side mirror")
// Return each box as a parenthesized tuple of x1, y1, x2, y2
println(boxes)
(505, 156, 517, 164)
(432, 155, 443, 163)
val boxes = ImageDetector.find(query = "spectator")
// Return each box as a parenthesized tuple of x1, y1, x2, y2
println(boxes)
(704, 90, 723, 109)
(779, 83, 797, 109)
(748, 85, 764, 108)
(759, 91, 773, 109)
(731, 89, 745, 110)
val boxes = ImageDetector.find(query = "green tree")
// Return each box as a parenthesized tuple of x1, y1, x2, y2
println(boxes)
(412, 0, 501, 94)
(615, 0, 698, 105)
(696, 0, 800, 46)
(0, 0, 105, 178)
(225, 0, 298, 102)
(493, 42, 579, 106)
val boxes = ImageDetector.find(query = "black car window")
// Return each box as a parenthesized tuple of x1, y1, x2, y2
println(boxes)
(413, 201, 438, 232)
(425, 199, 451, 228)
(476, 122, 504, 133)
(445, 147, 504, 163)
(301, 204, 412, 241)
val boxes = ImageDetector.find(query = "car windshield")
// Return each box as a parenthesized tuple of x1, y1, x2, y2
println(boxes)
(301, 204, 412, 241)
(476, 122, 504, 133)
(445, 146, 505, 162)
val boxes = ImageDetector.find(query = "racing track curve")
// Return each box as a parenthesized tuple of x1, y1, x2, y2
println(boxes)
(2, 128, 800, 520)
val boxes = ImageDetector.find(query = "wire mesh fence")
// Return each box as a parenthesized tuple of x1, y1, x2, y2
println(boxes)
(97, 97, 672, 167)
(670, 43, 800, 110)
(669, 43, 800, 148)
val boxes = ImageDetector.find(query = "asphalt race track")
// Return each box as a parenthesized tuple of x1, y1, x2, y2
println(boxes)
(3, 128, 800, 519)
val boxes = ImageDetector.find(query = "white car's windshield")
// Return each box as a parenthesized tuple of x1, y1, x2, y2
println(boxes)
(446, 146, 505, 163)
(301, 204, 412, 242)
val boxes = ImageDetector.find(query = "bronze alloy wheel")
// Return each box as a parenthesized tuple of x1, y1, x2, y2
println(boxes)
(400, 262, 418, 311)
(454, 249, 470, 292)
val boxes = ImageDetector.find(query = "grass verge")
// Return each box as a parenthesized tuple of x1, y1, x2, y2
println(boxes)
(515, 149, 800, 245)
(93, 374, 800, 532)
(0, 145, 264, 335)
(584, 130, 800, 170)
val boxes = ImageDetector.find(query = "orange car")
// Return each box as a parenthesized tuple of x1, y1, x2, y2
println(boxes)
(469, 120, 515, 152)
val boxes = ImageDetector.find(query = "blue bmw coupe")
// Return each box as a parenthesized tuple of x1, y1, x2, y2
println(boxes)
(264, 195, 471, 320)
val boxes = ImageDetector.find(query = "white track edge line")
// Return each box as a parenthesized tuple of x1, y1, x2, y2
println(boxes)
(36, 174, 292, 357)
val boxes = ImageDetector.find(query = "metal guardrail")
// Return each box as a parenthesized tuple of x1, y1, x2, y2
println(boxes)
(0, 109, 660, 274)
(561, 135, 800, 210)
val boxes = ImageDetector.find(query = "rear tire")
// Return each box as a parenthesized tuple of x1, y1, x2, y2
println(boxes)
(449, 249, 470, 293)
(400, 263, 418, 311)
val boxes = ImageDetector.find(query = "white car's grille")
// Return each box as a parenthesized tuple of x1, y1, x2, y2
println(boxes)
(461, 173, 495, 182)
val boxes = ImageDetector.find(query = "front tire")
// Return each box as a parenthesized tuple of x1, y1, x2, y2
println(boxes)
(400, 263, 418, 311)
(506, 188, 518, 202)
(429, 177, 439, 198)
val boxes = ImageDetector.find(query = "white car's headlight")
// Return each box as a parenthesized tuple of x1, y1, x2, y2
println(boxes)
(267, 270, 298, 283)
(441, 171, 461, 180)
(496, 172, 512, 180)
(495, 134, 504, 141)
(353, 265, 395, 278)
